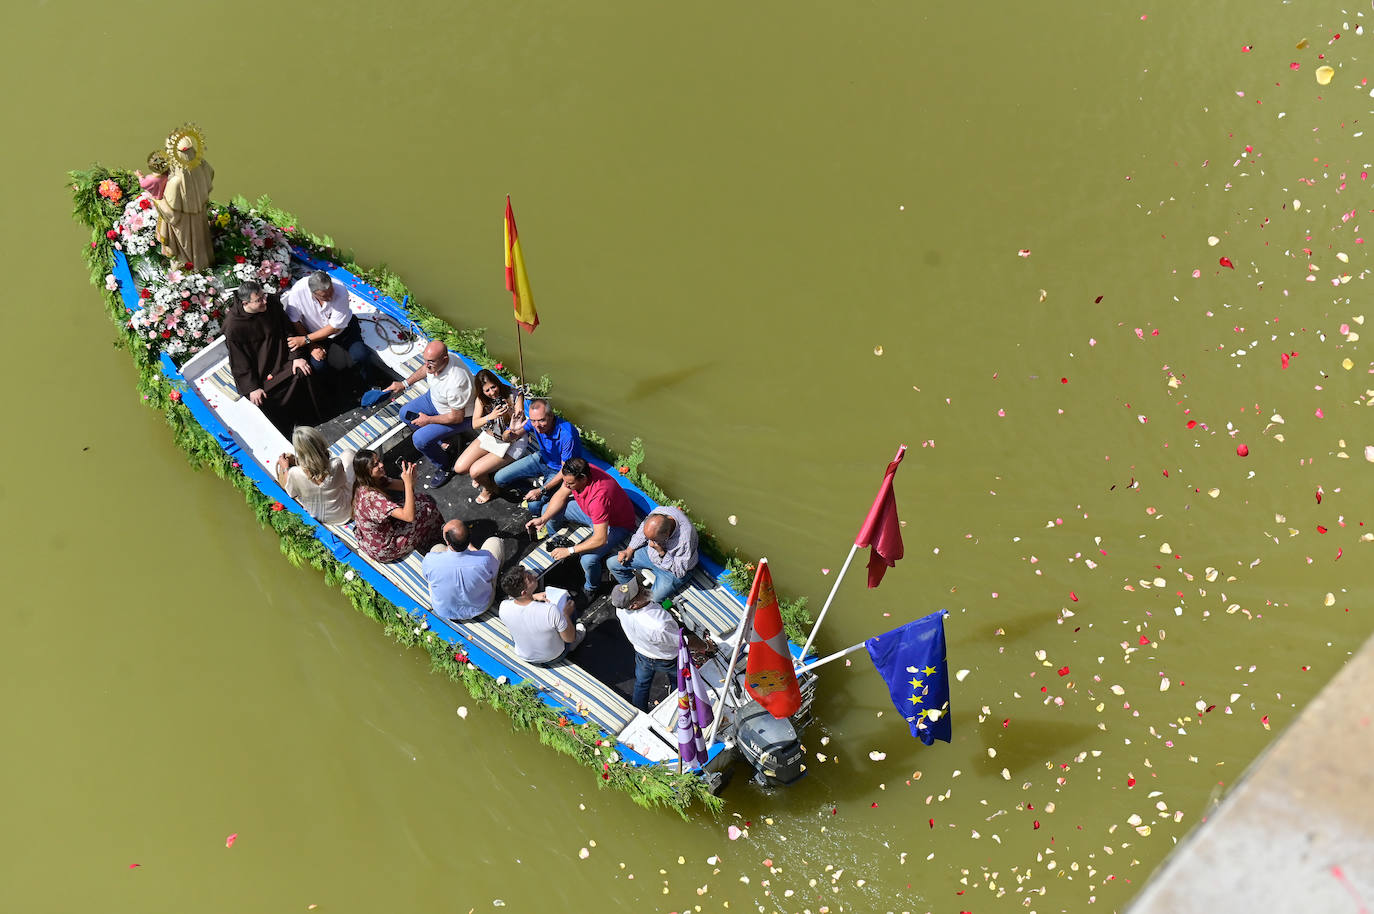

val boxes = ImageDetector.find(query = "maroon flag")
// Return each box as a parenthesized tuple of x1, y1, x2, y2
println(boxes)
(854, 445, 906, 588)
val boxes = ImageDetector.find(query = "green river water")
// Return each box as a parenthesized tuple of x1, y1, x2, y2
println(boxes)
(2, 1, 1372, 911)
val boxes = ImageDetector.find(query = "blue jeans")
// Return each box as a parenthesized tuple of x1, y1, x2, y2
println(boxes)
(633, 653, 678, 711)
(607, 549, 690, 604)
(555, 500, 632, 596)
(400, 391, 471, 469)
(493, 452, 547, 490)
(306, 320, 372, 383)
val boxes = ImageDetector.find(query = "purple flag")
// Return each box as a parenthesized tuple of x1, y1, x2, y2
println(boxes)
(675, 629, 714, 769)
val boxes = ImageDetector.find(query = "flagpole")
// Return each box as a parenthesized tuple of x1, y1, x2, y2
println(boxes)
(703, 558, 766, 747)
(515, 320, 527, 388)
(799, 543, 859, 661)
(794, 639, 868, 675)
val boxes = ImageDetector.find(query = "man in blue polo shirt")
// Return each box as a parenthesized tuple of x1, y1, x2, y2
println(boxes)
(422, 519, 510, 622)
(492, 398, 582, 514)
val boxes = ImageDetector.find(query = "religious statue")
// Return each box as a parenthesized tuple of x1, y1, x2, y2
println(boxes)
(153, 124, 215, 270)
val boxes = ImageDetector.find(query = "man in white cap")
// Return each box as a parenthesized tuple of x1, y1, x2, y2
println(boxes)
(610, 576, 680, 711)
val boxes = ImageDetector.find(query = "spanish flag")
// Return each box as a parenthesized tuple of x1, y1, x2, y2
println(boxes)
(504, 195, 538, 333)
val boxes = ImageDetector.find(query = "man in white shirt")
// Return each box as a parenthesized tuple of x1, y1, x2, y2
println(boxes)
(498, 566, 585, 665)
(282, 271, 374, 384)
(610, 577, 681, 711)
(387, 341, 475, 487)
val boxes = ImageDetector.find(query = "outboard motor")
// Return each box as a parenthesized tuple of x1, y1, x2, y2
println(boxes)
(734, 699, 806, 786)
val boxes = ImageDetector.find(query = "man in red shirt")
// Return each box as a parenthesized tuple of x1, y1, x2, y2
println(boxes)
(526, 457, 637, 602)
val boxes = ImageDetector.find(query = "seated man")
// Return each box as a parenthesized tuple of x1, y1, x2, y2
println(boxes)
(525, 457, 636, 602)
(385, 341, 475, 488)
(498, 566, 584, 665)
(223, 280, 322, 434)
(422, 519, 511, 623)
(282, 270, 374, 385)
(608, 505, 699, 605)
(492, 398, 582, 511)
(610, 577, 680, 711)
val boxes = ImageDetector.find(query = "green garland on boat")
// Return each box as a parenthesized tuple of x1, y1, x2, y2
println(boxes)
(69, 165, 811, 815)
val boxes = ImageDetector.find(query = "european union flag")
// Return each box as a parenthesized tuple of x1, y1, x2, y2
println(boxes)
(865, 610, 952, 745)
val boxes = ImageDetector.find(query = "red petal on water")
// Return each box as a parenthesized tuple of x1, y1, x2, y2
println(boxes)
(1316, 491, 1322, 503)
(1317, 525, 1328, 534)
(1057, 666, 1070, 676)
(1205, 704, 1216, 713)
(1127, 777, 1136, 786)
(1061, 377, 1069, 384)
(929, 818, 935, 828)
(1140, 635, 1150, 645)
(1336, 547, 1343, 560)
(1219, 256, 1235, 269)
(1002, 718, 1011, 727)
(1281, 353, 1290, 369)
(128, 864, 141, 869)
(1033, 820, 1041, 829)
(1290, 62, 1301, 69)
(1095, 295, 1104, 303)
(1070, 591, 1078, 601)
(1162, 469, 1169, 477)
(1187, 420, 1197, 428)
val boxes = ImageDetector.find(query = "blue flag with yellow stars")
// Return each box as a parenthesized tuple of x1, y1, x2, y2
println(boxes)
(865, 610, 952, 744)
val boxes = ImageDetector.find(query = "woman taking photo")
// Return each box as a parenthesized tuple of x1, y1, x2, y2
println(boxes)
(452, 369, 529, 505)
(351, 449, 444, 562)
(275, 427, 355, 524)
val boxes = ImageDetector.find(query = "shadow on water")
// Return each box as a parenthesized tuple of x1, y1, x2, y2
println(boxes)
(624, 360, 717, 402)
(976, 716, 1100, 777)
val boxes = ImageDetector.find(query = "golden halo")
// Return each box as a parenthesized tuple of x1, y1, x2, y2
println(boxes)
(164, 123, 207, 171)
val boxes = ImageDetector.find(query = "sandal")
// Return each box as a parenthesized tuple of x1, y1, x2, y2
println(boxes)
(475, 489, 495, 505)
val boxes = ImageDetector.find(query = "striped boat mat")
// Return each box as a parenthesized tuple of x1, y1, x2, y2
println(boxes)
(329, 357, 430, 457)
(201, 361, 241, 402)
(669, 570, 747, 640)
(327, 519, 637, 734)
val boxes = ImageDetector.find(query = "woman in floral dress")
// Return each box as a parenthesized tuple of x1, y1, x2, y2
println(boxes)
(351, 450, 443, 562)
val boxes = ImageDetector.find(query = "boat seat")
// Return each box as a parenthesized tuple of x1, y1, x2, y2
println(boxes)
(665, 569, 746, 640)
(328, 355, 430, 457)
(326, 519, 636, 734)
(201, 361, 241, 402)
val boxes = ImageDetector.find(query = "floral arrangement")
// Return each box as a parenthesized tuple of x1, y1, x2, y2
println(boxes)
(109, 191, 159, 256)
(102, 194, 293, 365)
(97, 178, 123, 204)
(126, 267, 226, 361)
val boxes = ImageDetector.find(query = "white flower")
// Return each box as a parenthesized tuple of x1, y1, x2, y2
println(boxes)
(104, 274, 118, 290)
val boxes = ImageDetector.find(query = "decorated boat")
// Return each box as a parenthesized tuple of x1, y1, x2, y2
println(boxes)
(70, 152, 818, 814)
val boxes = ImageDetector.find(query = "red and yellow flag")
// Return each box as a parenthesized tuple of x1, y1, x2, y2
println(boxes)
(743, 559, 802, 718)
(504, 195, 538, 333)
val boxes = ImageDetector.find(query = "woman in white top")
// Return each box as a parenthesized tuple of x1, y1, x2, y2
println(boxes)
(452, 369, 531, 505)
(274, 426, 356, 523)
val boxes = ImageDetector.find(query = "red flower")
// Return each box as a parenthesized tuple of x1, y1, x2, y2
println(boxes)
(234, 255, 246, 264)
(184, 262, 194, 270)
(557, 716, 570, 727)
(138, 198, 152, 210)
(169, 390, 182, 402)
(618, 465, 630, 474)
(161, 330, 171, 338)
(271, 502, 285, 512)
(278, 277, 289, 288)
(211, 309, 222, 319)
(105, 229, 117, 239)
(139, 288, 151, 299)
(453, 651, 469, 664)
